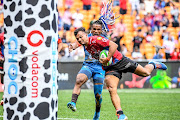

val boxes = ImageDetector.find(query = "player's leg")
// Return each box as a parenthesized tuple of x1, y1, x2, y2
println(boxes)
(134, 61, 167, 77)
(0, 73, 3, 106)
(105, 73, 127, 120)
(105, 75, 121, 109)
(0, 95, 3, 106)
(119, 56, 167, 77)
(67, 73, 88, 111)
(67, 65, 92, 112)
(72, 73, 89, 95)
(0, 61, 4, 106)
(134, 64, 154, 77)
(93, 72, 104, 120)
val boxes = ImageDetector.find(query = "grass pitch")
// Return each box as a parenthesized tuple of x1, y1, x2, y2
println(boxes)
(0, 89, 180, 120)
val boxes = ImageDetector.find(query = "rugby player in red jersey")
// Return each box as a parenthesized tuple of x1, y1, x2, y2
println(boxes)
(58, 35, 63, 53)
(0, 32, 4, 106)
(74, 27, 167, 120)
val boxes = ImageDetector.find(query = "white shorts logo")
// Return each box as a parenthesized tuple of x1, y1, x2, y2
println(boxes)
(125, 62, 131, 68)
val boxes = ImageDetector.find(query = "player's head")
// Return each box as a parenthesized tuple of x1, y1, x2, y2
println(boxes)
(91, 20, 103, 36)
(74, 27, 88, 45)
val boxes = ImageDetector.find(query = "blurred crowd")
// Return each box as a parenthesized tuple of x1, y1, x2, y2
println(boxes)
(0, 2, 4, 62)
(0, 2, 3, 34)
(0, 0, 179, 61)
(58, 0, 180, 61)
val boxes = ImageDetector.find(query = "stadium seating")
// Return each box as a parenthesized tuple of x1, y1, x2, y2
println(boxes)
(0, 13, 3, 27)
(58, 0, 180, 60)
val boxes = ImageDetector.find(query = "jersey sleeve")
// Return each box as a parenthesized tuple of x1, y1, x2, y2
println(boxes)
(58, 38, 62, 44)
(58, 34, 62, 44)
(95, 36, 110, 47)
(0, 32, 4, 44)
(77, 41, 81, 47)
(75, 40, 81, 47)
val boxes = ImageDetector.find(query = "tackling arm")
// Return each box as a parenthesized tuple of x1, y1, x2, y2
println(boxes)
(69, 42, 80, 53)
(107, 41, 118, 60)
(58, 43, 63, 53)
(99, 41, 118, 65)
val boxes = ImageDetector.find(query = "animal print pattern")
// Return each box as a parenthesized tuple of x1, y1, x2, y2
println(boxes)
(3, 0, 58, 119)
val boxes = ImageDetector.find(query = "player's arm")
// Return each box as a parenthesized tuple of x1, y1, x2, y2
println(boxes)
(107, 41, 118, 60)
(0, 55, 4, 62)
(69, 42, 81, 52)
(58, 43, 63, 53)
(99, 40, 118, 65)
(58, 36, 63, 53)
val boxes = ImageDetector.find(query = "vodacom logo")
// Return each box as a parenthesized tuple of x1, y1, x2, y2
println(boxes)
(27, 30, 44, 47)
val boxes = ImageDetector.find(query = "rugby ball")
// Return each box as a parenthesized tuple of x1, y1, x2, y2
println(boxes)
(99, 50, 112, 66)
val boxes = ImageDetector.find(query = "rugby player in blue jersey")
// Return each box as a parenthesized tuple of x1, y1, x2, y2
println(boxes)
(67, 20, 106, 120)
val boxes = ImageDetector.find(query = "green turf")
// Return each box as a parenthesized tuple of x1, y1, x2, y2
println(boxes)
(0, 92, 2, 119)
(0, 89, 180, 120)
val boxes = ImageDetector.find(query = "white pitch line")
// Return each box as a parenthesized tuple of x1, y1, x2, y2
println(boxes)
(0, 116, 90, 120)
(61, 89, 180, 93)
(85, 89, 180, 93)
(58, 118, 91, 120)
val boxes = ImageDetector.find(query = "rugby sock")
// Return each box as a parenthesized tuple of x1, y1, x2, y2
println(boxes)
(71, 94, 79, 103)
(117, 110, 123, 115)
(94, 84, 103, 112)
(116, 109, 123, 118)
(0, 95, 4, 106)
(148, 62, 156, 69)
(95, 96, 102, 112)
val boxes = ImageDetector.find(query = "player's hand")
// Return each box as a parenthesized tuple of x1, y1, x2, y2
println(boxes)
(0, 57, 4, 63)
(69, 44, 73, 53)
(99, 58, 109, 66)
(0, 57, 4, 62)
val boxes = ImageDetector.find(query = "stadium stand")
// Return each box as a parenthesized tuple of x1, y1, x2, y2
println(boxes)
(58, 0, 180, 60)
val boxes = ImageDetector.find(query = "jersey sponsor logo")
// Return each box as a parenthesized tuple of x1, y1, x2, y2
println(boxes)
(97, 37, 102, 40)
(89, 38, 93, 44)
(92, 40, 96, 43)
(102, 38, 108, 42)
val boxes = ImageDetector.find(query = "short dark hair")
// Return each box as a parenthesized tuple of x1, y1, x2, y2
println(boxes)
(92, 20, 103, 26)
(74, 27, 86, 36)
